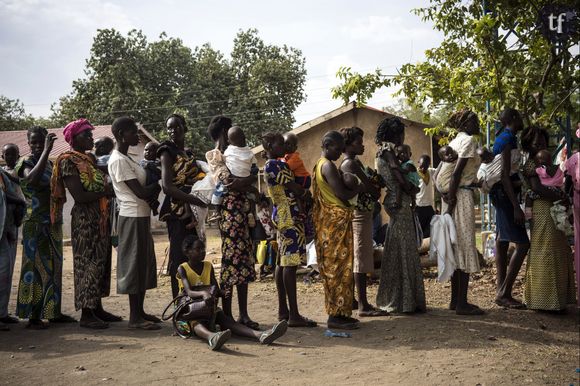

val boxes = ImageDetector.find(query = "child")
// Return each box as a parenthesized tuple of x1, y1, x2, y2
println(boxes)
(175, 236, 288, 351)
(396, 144, 420, 207)
(282, 132, 314, 238)
(1, 144, 24, 202)
(434, 145, 459, 194)
(255, 194, 277, 277)
(282, 133, 311, 188)
(476, 147, 521, 193)
(94, 136, 115, 175)
(139, 141, 161, 216)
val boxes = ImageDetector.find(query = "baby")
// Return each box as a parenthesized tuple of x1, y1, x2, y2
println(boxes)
(94, 136, 115, 175)
(476, 147, 521, 193)
(211, 126, 259, 207)
(282, 133, 311, 188)
(525, 150, 568, 227)
(139, 141, 161, 216)
(434, 145, 459, 194)
(396, 144, 420, 187)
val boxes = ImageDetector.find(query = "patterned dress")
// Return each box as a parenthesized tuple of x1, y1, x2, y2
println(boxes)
(52, 152, 111, 310)
(15, 156, 64, 320)
(375, 149, 426, 313)
(565, 153, 580, 305)
(522, 159, 576, 310)
(205, 149, 256, 295)
(312, 157, 354, 317)
(264, 159, 305, 267)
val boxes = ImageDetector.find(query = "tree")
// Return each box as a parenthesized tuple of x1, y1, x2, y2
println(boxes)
(52, 28, 307, 152)
(0, 95, 35, 131)
(332, 0, 580, 140)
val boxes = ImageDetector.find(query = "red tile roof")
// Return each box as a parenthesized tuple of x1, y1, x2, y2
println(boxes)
(0, 125, 157, 160)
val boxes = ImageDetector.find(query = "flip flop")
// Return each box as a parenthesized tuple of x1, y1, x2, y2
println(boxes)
(26, 319, 49, 330)
(97, 312, 123, 322)
(456, 306, 485, 316)
(259, 320, 288, 345)
(358, 309, 390, 317)
(495, 298, 526, 309)
(79, 319, 109, 329)
(128, 321, 162, 330)
(327, 321, 359, 330)
(142, 314, 162, 323)
(288, 317, 317, 328)
(208, 329, 231, 351)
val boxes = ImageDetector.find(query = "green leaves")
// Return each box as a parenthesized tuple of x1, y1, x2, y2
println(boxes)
(50, 28, 306, 154)
(331, 67, 392, 106)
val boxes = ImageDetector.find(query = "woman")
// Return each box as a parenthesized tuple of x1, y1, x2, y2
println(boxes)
(521, 126, 575, 311)
(313, 130, 360, 329)
(108, 117, 161, 330)
(441, 110, 483, 315)
(52, 119, 120, 329)
(564, 126, 580, 306)
(262, 132, 316, 327)
(339, 127, 386, 317)
(15, 127, 75, 328)
(206, 115, 258, 329)
(157, 114, 207, 299)
(374, 118, 426, 314)
(490, 108, 529, 308)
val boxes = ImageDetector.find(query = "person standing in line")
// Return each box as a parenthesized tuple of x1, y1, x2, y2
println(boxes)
(374, 118, 426, 314)
(312, 131, 360, 329)
(339, 126, 387, 317)
(15, 127, 76, 328)
(52, 119, 120, 329)
(109, 117, 162, 330)
(490, 108, 529, 309)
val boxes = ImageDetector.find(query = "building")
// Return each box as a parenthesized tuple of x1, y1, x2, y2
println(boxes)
(0, 124, 163, 237)
(252, 102, 436, 191)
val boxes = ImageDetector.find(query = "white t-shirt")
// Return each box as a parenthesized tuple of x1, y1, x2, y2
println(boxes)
(223, 145, 257, 177)
(416, 167, 436, 207)
(108, 150, 151, 217)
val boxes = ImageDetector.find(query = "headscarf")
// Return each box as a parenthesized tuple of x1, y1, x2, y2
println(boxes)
(63, 118, 94, 145)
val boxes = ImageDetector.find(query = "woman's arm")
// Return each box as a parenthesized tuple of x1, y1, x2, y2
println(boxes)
(321, 160, 358, 202)
(63, 174, 110, 204)
(341, 159, 380, 199)
(160, 153, 207, 207)
(177, 265, 213, 300)
(445, 157, 468, 215)
(21, 133, 56, 186)
(529, 175, 564, 202)
(224, 175, 258, 191)
(124, 180, 161, 201)
(500, 145, 525, 225)
(382, 151, 415, 194)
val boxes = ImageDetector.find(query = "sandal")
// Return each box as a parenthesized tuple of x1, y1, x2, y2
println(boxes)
(358, 308, 390, 317)
(26, 319, 49, 330)
(96, 311, 123, 322)
(128, 321, 161, 330)
(208, 329, 231, 351)
(327, 320, 359, 330)
(495, 298, 526, 309)
(142, 314, 162, 323)
(79, 319, 109, 329)
(288, 316, 317, 328)
(259, 320, 288, 345)
(49, 314, 77, 323)
(456, 305, 485, 316)
(238, 318, 260, 330)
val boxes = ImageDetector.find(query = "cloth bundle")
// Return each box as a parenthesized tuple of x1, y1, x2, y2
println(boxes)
(429, 214, 457, 282)
(550, 200, 573, 237)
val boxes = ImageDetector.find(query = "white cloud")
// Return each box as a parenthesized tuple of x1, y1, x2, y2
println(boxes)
(343, 15, 434, 44)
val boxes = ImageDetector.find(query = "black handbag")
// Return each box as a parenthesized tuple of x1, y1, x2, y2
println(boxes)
(162, 285, 219, 338)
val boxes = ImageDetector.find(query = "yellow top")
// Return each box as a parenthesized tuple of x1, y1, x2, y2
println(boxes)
(314, 157, 348, 208)
(176, 261, 212, 292)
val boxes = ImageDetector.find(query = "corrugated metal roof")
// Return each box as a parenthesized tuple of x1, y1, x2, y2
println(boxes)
(0, 125, 157, 160)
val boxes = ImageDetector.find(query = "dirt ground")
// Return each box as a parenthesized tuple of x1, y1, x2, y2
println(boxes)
(0, 229, 578, 386)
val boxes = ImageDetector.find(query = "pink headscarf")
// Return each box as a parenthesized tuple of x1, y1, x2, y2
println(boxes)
(63, 118, 94, 145)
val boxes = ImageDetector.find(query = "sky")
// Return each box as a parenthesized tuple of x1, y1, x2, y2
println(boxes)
(0, 0, 443, 126)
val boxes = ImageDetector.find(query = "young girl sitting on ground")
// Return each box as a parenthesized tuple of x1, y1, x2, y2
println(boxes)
(176, 235, 288, 351)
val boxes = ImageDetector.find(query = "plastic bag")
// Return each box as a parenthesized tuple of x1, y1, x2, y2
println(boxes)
(483, 232, 496, 261)
(256, 240, 268, 265)
(191, 173, 216, 205)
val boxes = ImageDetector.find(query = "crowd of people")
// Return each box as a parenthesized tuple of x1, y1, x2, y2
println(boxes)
(0, 108, 577, 351)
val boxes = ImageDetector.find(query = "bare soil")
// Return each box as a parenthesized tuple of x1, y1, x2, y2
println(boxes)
(1, 230, 578, 385)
